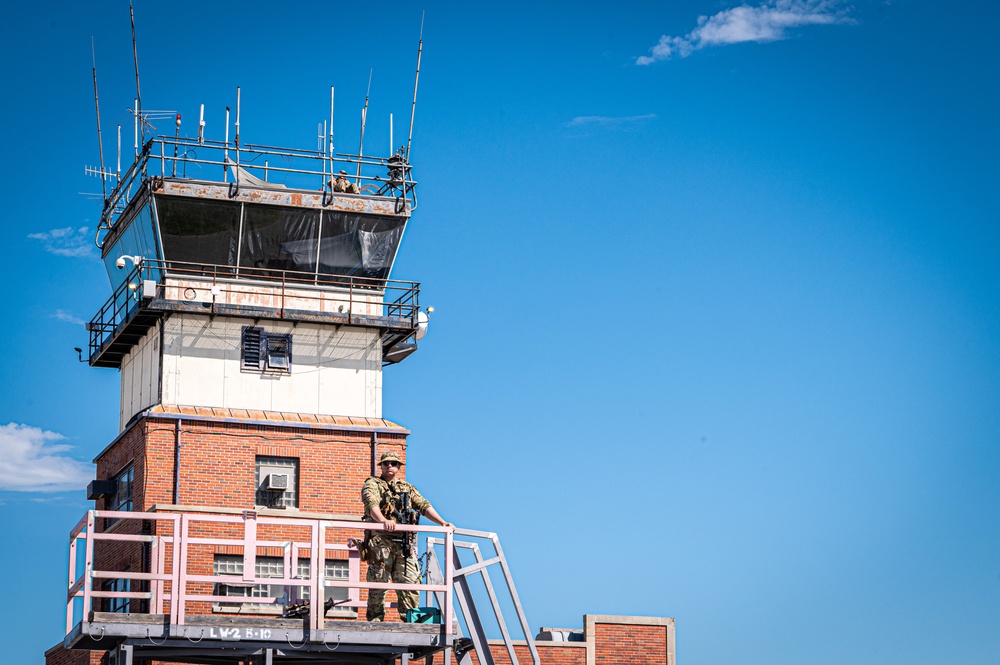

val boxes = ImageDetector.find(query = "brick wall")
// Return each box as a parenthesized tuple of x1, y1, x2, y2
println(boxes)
(124, 417, 408, 514)
(88, 414, 411, 618)
(588, 615, 676, 665)
(44, 645, 104, 665)
(469, 642, 587, 665)
(594, 624, 669, 665)
(462, 615, 675, 665)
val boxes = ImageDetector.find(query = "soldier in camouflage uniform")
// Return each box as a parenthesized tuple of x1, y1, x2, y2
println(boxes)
(362, 451, 452, 622)
(333, 170, 361, 194)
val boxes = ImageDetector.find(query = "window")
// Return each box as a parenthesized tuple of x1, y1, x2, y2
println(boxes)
(213, 555, 350, 614)
(241, 326, 292, 372)
(103, 571, 131, 613)
(255, 456, 298, 508)
(108, 464, 134, 512)
(105, 463, 134, 528)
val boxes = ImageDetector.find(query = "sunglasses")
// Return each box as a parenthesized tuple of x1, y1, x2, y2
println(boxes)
(381, 461, 400, 467)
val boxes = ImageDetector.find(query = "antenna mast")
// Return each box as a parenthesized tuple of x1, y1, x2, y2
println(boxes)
(405, 12, 424, 162)
(356, 69, 372, 183)
(334, 85, 342, 156)
(91, 38, 107, 201)
(130, 2, 144, 148)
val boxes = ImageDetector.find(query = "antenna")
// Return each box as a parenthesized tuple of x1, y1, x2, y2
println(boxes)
(172, 113, 181, 177)
(133, 97, 139, 158)
(235, 86, 241, 149)
(129, 2, 143, 148)
(356, 69, 372, 183)
(328, 85, 342, 156)
(91, 38, 107, 201)
(117, 125, 121, 177)
(405, 12, 424, 162)
(390, 113, 393, 156)
(224, 106, 230, 182)
(198, 104, 205, 144)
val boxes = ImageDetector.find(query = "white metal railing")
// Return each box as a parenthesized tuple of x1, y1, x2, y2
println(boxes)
(66, 509, 454, 637)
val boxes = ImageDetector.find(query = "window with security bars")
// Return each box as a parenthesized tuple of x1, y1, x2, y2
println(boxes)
(213, 555, 350, 614)
(255, 456, 298, 508)
(241, 326, 293, 373)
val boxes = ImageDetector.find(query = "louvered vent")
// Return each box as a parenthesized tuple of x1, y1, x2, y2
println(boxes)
(241, 326, 264, 370)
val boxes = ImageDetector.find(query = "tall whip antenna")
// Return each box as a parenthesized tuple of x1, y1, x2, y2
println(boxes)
(91, 38, 107, 201)
(356, 69, 372, 183)
(130, 2, 144, 148)
(405, 12, 424, 162)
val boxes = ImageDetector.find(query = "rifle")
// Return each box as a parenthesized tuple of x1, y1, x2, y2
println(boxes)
(282, 596, 336, 619)
(392, 491, 420, 558)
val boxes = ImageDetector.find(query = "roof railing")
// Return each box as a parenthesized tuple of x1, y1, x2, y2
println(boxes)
(88, 259, 420, 365)
(98, 136, 416, 239)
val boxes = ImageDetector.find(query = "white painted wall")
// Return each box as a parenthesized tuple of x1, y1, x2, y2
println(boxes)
(156, 314, 383, 419)
(119, 325, 161, 430)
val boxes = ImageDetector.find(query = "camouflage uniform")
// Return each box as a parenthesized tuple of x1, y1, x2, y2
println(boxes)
(333, 175, 361, 194)
(361, 476, 432, 621)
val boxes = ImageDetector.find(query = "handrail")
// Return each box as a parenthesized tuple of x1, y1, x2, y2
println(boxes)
(87, 259, 421, 364)
(97, 136, 417, 240)
(65, 509, 453, 638)
(427, 529, 541, 665)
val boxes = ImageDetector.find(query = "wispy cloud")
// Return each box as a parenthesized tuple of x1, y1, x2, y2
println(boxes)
(0, 423, 92, 492)
(27, 226, 96, 258)
(566, 114, 657, 128)
(53, 310, 86, 326)
(636, 0, 852, 64)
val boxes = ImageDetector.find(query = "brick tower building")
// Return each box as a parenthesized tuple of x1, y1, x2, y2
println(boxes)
(44, 77, 676, 665)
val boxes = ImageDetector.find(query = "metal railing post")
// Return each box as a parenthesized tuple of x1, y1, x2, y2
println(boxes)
(173, 513, 188, 626)
(67, 528, 79, 633)
(83, 512, 96, 620)
(444, 529, 454, 639)
(310, 520, 325, 634)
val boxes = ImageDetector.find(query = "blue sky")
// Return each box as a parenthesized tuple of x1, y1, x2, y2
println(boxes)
(1, 1, 998, 663)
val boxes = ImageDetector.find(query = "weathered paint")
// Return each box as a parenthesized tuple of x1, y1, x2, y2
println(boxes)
(157, 179, 411, 217)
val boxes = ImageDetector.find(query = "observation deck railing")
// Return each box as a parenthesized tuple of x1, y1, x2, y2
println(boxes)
(98, 135, 416, 235)
(65, 509, 454, 636)
(87, 259, 420, 367)
(63, 509, 538, 665)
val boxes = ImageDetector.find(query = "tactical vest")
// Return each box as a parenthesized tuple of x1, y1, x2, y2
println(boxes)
(363, 477, 419, 525)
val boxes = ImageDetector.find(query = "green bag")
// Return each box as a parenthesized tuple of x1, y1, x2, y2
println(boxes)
(405, 607, 442, 624)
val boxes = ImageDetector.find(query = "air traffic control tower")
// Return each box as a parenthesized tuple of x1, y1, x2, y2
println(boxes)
(92, 130, 423, 431)
(46, 80, 675, 665)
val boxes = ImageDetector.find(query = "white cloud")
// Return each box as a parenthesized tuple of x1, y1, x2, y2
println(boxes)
(27, 226, 96, 258)
(53, 310, 85, 326)
(636, 0, 852, 64)
(566, 114, 657, 127)
(0, 423, 92, 492)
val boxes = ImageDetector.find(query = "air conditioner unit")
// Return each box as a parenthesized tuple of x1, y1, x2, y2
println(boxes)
(263, 473, 289, 491)
(87, 479, 117, 500)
